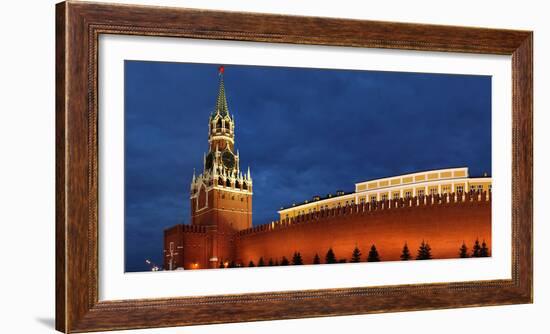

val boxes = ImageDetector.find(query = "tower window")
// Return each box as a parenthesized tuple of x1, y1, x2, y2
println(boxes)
(226, 179, 231, 187)
(218, 177, 223, 186)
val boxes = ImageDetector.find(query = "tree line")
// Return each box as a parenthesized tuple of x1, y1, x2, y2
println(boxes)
(219, 238, 490, 268)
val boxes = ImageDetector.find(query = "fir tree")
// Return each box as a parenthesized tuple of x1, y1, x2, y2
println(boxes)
(472, 238, 482, 257)
(248, 260, 255, 267)
(459, 242, 469, 258)
(400, 243, 411, 261)
(268, 258, 274, 266)
(228, 260, 236, 268)
(274, 259, 279, 266)
(258, 257, 265, 267)
(325, 248, 337, 264)
(280, 256, 290, 266)
(480, 240, 490, 257)
(219, 260, 225, 268)
(367, 244, 381, 262)
(313, 253, 321, 264)
(292, 251, 303, 265)
(351, 246, 362, 263)
(416, 240, 432, 260)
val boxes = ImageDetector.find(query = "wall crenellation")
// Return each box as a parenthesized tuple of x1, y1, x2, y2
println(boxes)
(180, 224, 207, 234)
(237, 191, 491, 237)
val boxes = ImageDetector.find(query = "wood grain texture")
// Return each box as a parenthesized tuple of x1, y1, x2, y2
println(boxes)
(55, 1, 533, 332)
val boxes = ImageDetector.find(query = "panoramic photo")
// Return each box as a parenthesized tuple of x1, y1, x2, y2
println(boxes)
(124, 61, 492, 272)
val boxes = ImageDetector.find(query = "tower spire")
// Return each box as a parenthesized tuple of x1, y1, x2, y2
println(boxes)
(212, 66, 229, 119)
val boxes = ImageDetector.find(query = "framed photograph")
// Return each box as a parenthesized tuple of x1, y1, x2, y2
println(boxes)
(56, 1, 532, 332)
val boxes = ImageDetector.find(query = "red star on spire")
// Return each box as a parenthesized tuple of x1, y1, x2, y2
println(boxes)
(218, 65, 225, 75)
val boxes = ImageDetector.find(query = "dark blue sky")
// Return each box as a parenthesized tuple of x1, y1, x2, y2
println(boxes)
(124, 61, 491, 272)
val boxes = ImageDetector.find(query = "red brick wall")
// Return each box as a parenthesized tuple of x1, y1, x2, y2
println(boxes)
(191, 188, 252, 231)
(163, 225, 210, 270)
(235, 193, 491, 265)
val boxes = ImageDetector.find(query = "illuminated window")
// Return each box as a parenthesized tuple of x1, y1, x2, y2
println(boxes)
(442, 185, 451, 194)
(470, 185, 476, 192)
(360, 198, 365, 204)
(429, 188, 437, 195)
(405, 191, 412, 199)
(392, 192, 400, 199)
(477, 185, 484, 192)
(417, 189, 425, 197)
(381, 194, 388, 201)
(370, 196, 377, 203)
(456, 185, 464, 193)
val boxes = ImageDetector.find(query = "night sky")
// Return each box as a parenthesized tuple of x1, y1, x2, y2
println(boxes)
(124, 61, 491, 272)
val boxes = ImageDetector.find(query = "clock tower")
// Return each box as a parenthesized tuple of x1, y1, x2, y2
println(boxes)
(190, 66, 253, 240)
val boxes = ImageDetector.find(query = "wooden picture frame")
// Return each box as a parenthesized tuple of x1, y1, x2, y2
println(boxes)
(56, 1, 532, 332)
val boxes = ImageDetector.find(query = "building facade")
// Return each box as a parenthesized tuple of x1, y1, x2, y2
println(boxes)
(163, 70, 492, 270)
(278, 167, 491, 220)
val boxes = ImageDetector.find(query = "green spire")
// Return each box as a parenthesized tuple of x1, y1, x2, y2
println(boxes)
(212, 67, 229, 119)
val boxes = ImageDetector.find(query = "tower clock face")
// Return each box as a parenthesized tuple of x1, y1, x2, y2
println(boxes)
(205, 153, 214, 170)
(222, 150, 235, 169)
